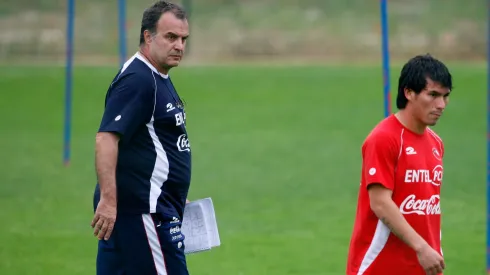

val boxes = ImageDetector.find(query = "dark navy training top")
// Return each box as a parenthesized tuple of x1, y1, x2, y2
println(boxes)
(94, 52, 191, 220)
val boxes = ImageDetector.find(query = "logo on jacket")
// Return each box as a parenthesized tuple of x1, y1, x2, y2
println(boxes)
(177, 134, 190, 152)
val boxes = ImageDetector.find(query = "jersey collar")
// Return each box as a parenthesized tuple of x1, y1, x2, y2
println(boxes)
(134, 51, 169, 79)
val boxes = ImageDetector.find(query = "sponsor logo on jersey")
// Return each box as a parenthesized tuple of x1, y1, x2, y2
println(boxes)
(400, 194, 441, 215)
(404, 165, 443, 186)
(177, 134, 190, 152)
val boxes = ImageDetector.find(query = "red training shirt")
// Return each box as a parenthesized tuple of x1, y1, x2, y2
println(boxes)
(346, 114, 444, 275)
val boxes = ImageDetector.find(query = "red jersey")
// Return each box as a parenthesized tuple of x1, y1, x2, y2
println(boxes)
(346, 114, 444, 275)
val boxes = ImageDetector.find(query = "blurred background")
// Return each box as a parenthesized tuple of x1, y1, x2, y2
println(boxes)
(0, 0, 486, 274)
(0, 0, 485, 65)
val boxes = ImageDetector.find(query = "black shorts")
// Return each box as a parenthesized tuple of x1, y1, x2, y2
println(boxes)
(96, 212, 188, 275)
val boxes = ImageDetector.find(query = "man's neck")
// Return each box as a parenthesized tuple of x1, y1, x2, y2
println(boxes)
(138, 47, 169, 75)
(395, 110, 426, 135)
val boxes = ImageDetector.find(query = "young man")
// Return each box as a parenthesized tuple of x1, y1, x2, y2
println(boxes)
(346, 54, 453, 275)
(90, 1, 192, 274)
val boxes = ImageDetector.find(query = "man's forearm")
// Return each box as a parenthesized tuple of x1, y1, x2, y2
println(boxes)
(371, 199, 428, 252)
(95, 132, 119, 202)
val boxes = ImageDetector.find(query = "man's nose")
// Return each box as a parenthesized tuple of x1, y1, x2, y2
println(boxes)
(435, 96, 446, 110)
(174, 39, 185, 51)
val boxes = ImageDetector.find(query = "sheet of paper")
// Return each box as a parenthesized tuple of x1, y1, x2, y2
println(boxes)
(201, 198, 221, 248)
(181, 197, 220, 254)
(182, 200, 211, 254)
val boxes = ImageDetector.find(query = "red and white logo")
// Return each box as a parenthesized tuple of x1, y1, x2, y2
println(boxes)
(430, 165, 443, 186)
(404, 165, 443, 186)
(433, 148, 441, 160)
(400, 194, 441, 215)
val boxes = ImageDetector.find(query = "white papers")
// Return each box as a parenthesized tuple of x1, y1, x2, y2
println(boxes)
(181, 197, 221, 254)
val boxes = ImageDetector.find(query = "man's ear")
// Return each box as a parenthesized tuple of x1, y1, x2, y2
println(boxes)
(143, 30, 153, 44)
(404, 88, 414, 102)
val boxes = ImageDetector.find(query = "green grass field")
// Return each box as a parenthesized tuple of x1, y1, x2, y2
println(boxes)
(0, 63, 485, 274)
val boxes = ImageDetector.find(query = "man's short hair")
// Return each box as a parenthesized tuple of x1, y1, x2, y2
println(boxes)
(139, 1, 187, 45)
(396, 54, 453, 109)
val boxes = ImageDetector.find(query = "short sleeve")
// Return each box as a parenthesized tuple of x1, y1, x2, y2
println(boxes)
(362, 133, 399, 191)
(98, 72, 154, 141)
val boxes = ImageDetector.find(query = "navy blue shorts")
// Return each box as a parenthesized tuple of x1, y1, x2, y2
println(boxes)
(96, 212, 188, 275)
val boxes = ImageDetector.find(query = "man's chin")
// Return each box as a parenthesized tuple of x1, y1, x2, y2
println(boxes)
(165, 62, 180, 70)
(426, 118, 440, 127)
(167, 57, 182, 66)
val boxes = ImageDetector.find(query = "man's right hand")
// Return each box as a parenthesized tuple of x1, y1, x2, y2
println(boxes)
(416, 243, 445, 275)
(91, 197, 117, 241)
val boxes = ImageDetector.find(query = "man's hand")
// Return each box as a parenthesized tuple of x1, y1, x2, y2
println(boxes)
(93, 132, 119, 241)
(416, 244, 445, 275)
(186, 199, 190, 204)
(91, 197, 117, 241)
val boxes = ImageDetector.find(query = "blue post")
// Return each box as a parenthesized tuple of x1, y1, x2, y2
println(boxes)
(380, 0, 391, 118)
(486, 0, 490, 272)
(64, 0, 75, 166)
(118, 0, 127, 67)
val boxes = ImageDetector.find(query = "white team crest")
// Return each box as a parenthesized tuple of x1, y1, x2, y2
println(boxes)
(368, 168, 376, 175)
(432, 148, 441, 160)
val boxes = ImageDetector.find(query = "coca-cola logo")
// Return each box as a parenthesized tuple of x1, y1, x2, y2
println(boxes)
(400, 194, 441, 215)
(177, 134, 190, 152)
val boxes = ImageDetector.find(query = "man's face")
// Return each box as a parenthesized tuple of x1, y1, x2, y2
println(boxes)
(146, 12, 189, 71)
(405, 78, 450, 126)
